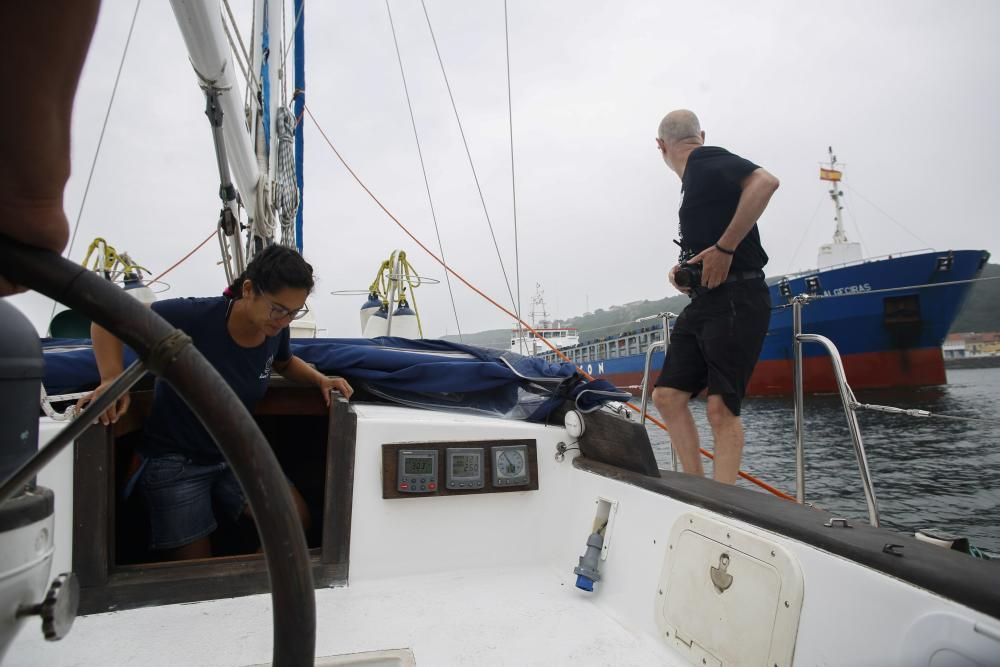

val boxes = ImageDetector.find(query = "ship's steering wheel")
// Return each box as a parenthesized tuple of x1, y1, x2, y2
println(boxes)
(0, 236, 316, 666)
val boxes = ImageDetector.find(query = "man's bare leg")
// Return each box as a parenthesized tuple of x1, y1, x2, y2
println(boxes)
(706, 395, 744, 484)
(0, 1, 101, 295)
(652, 386, 704, 476)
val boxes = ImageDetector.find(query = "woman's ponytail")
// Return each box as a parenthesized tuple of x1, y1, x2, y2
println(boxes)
(221, 245, 313, 299)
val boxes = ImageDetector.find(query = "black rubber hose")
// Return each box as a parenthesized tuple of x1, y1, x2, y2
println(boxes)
(0, 235, 315, 667)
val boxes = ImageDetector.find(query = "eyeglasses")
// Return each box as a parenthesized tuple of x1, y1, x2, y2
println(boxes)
(264, 296, 309, 321)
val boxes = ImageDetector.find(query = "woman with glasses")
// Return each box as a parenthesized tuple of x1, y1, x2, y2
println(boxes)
(83, 244, 353, 561)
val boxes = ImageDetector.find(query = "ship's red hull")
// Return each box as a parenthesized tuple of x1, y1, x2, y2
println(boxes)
(605, 347, 947, 397)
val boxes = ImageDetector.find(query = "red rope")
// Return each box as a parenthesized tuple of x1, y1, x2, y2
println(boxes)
(149, 231, 216, 284)
(304, 104, 795, 502)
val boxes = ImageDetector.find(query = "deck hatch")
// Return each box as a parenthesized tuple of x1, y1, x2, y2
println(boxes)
(656, 513, 803, 667)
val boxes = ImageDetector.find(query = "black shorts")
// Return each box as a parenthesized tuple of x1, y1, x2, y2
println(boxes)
(654, 278, 771, 417)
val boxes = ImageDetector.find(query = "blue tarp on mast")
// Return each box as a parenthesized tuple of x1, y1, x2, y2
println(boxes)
(261, 0, 271, 154)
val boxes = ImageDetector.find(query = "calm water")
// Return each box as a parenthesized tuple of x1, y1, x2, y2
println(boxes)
(645, 367, 1000, 554)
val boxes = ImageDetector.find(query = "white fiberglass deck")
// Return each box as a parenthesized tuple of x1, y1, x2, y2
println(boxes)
(6, 566, 675, 666)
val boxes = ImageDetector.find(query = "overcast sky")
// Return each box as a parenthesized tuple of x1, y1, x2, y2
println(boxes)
(9, 0, 1000, 338)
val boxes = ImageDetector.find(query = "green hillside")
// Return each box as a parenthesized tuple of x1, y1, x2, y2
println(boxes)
(949, 262, 1000, 333)
(445, 262, 1000, 350)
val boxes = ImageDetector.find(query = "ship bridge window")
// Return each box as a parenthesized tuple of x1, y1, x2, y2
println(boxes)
(71, 383, 354, 614)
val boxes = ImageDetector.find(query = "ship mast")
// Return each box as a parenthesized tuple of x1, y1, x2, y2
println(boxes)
(529, 284, 549, 329)
(824, 146, 848, 244)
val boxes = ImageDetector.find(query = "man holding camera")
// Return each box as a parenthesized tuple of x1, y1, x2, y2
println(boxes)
(651, 109, 779, 484)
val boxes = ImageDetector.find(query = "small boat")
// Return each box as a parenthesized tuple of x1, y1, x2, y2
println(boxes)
(509, 285, 580, 357)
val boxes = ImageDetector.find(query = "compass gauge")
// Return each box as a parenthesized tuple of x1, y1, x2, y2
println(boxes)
(492, 445, 530, 487)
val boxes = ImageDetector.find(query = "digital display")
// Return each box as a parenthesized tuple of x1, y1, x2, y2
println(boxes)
(404, 457, 433, 475)
(451, 454, 480, 478)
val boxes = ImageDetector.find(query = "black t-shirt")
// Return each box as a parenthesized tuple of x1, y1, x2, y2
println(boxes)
(140, 296, 291, 463)
(678, 146, 769, 271)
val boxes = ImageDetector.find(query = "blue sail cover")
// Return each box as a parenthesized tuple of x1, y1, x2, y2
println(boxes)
(41, 337, 630, 422)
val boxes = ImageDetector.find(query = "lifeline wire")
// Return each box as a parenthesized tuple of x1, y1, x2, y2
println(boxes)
(385, 0, 463, 340)
(855, 403, 1000, 426)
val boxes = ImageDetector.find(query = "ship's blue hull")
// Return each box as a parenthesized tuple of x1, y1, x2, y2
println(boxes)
(557, 249, 989, 395)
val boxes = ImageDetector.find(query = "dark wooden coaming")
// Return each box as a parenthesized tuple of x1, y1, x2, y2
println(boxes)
(72, 380, 356, 614)
(549, 402, 659, 477)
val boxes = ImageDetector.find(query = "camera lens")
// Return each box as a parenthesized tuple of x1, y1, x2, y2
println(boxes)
(675, 268, 693, 288)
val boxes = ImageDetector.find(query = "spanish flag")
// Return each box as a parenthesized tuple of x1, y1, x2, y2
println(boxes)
(820, 168, 842, 181)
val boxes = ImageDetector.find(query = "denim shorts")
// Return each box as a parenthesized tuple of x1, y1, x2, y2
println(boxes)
(138, 454, 247, 550)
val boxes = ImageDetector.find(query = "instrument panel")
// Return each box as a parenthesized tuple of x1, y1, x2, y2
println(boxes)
(383, 440, 537, 499)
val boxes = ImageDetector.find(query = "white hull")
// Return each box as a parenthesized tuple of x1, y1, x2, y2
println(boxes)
(9, 404, 1000, 665)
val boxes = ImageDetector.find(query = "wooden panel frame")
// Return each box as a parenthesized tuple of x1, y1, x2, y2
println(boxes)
(550, 401, 659, 476)
(381, 439, 539, 500)
(72, 387, 356, 614)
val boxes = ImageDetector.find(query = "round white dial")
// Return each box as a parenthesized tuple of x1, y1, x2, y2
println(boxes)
(496, 449, 525, 478)
(564, 410, 586, 438)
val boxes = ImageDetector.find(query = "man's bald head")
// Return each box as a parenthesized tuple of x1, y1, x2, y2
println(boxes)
(657, 110, 703, 144)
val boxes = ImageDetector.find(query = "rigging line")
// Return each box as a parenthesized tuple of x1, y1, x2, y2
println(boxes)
(49, 0, 142, 335)
(281, 0, 306, 102)
(841, 199, 868, 257)
(221, 6, 250, 84)
(304, 104, 793, 502)
(64, 0, 142, 263)
(385, 0, 463, 340)
(787, 194, 827, 271)
(222, 0, 252, 72)
(222, 0, 260, 123)
(843, 181, 931, 248)
(148, 231, 217, 285)
(418, 0, 519, 316)
(282, 0, 287, 101)
(505, 0, 523, 351)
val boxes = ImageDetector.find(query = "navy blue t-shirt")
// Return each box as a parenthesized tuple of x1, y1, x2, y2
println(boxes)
(678, 146, 769, 272)
(141, 296, 291, 463)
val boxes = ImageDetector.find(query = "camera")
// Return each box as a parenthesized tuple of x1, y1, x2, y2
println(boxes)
(674, 261, 702, 289)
